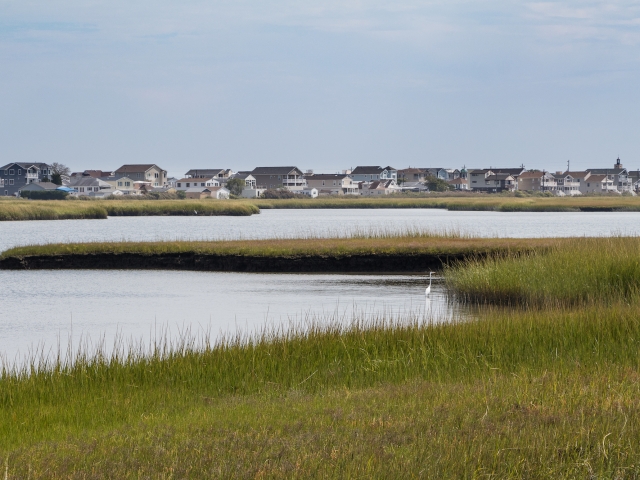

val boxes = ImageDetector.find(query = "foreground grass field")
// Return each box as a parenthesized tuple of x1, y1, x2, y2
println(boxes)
(4, 194, 640, 220)
(3, 236, 640, 477)
(3, 303, 640, 477)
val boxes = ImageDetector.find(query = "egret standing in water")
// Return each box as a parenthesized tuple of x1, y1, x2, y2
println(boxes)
(425, 272, 434, 296)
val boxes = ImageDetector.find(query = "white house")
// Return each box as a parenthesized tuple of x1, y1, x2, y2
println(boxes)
(175, 177, 220, 191)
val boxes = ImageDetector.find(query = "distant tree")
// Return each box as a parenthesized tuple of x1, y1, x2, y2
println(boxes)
(176, 190, 186, 199)
(424, 175, 452, 192)
(51, 173, 63, 185)
(226, 178, 245, 196)
(50, 162, 71, 177)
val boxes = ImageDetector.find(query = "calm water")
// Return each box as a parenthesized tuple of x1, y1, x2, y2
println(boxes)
(2, 209, 640, 252)
(0, 270, 451, 365)
(2, 208, 639, 365)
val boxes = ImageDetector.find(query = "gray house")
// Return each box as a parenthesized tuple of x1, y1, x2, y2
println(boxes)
(349, 166, 397, 183)
(1, 162, 53, 196)
(251, 166, 306, 191)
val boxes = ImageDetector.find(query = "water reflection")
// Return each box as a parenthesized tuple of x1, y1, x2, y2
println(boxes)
(0, 271, 463, 366)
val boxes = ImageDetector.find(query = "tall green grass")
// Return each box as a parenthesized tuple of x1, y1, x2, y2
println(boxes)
(446, 236, 640, 306)
(3, 304, 640, 476)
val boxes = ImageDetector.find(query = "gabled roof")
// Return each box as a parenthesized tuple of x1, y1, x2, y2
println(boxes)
(588, 168, 627, 175)
(469, 169, 491, 174)
(586, 174, 608, 182)
(251, 166, 303, 175)
(231, 172, 255, 180)
(565, 171, 590, 179)
(518, 171, 545, 179)
(351, 166, 397, 175)
(487, 173, 514, 180)
(490, 168, 526, 175)
(185, 169, 226, 177)
(115, 164, 163, 174)
(69, 177, 112, 187)
(185, 187, 212, 193)
(1, 162, 51, 170)
(307, 174, 350, 180)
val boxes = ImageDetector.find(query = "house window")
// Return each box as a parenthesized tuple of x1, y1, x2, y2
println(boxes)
(333, 181, 336, 186)
(79, 187, 84, 192)
(154, 182, 158, 187)
(3, 190, 7, 196)
(18, 169, 21, 175)
(186, 183, 190, 187)
(154, 173, 159, 178)
(125, 182, 130, 187)
(177, 183, 181, 187)
(9, 169, 14, 175)
(118, 182, 123, 187)
(322, 181, 325, 186)
(9, 180, 14, 185)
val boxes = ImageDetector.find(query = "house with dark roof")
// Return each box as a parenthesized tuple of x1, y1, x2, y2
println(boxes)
(114, 164, 167, 187)
(350, 166, 397, 183)
(184, 169, 231, 179)
(250, 167, 306, 191)
(468, 169, 516, 192)
(1, 162, 53, 196)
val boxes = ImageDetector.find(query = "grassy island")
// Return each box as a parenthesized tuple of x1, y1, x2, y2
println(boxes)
(0, 198, 258, 221)
(3, 194, 640, 221)
(0, 233, 557, 272)
(3, 235, 640, 476)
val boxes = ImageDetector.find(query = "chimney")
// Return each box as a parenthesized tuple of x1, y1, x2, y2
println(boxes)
(616, 157, 623, 169)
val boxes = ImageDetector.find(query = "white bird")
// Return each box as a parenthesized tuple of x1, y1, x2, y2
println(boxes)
(425, 271, 434, 295)
(194, 210, 198, 215)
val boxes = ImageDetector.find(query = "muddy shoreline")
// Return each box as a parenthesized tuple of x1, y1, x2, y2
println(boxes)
(0, 252, 480, 273)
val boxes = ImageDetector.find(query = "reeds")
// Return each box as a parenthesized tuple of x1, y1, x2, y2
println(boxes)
(3, 303, 640, 476)
(0, 199, 258, 221)
(250, 195, 640, 212)
(446, 236, 640, 306)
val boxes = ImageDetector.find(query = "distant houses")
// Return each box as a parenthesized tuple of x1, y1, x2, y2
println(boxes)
(3, 157, 639, 198)
(0, 162, 55, 196)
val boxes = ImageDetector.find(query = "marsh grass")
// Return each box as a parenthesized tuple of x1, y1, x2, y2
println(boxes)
(0, 230, 555, 260)
(446, 236, 640, 306)
(3, 303, 640, 476)
(0, 199, 258, 221)
(250, 195, 640, 212)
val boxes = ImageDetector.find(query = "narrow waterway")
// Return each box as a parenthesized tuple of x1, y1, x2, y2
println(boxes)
(1, 270, 454, 366)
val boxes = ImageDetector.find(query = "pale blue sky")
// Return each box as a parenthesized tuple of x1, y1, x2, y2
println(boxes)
(1, 1, 639, 177)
